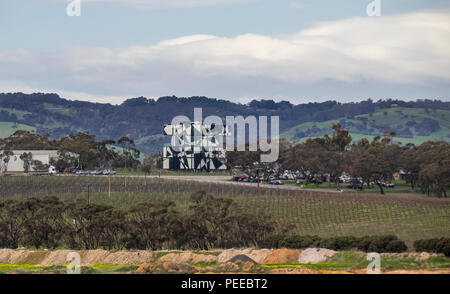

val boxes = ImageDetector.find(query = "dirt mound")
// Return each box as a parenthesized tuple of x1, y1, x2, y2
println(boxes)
(215, 262, 240, 272)
(38, 250, 74, 265)
(262, 249, 301, 264)
(227, 254, 257, 264)
(269, 268, 321, 274)
(158, 252, 217, 264)
(136, 263, 152, 273)
(0, 249, 33, 264)
(270, 267, 353, 274)
(90, 250, 112, 264)
(414, 252, 439, 261)
(380, 252, 439, 262)
(297, 248, 336, 264)
(218, 249, 272, 263)
(136, 260, 195, 274)
(103, 251, 153, 265)
(39, 250, 154, 266)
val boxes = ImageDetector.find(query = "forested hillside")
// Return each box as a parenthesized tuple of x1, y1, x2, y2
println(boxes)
(0, 93, 449, 155)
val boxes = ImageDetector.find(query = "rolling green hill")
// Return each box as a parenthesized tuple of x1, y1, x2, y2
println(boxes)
(0, 93, 449, 154)
(282, 107, 450, 145)
(0, 122, 36, 138)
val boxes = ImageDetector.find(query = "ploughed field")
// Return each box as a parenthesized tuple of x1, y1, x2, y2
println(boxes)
(1, 175, 449, 246)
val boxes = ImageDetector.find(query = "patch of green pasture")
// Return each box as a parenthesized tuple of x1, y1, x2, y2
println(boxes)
(91, 264, 139, 273)
(0, 121, 36, 138)
(0, 264, 66, 274)
(194, 262, 219, 268)
(262, 262, 357, 270)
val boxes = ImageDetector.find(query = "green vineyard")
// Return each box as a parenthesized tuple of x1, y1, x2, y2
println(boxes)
(1, 176, 448, 247)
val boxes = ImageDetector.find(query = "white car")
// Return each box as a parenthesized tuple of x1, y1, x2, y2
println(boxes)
(48, 165, 57, 174)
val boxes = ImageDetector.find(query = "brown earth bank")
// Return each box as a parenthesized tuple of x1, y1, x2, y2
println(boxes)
(0, 248, 448, 274)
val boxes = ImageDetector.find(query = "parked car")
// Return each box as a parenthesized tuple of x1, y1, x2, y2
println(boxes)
(295, 178, 306, 184)
(102, 169, 116, 175)
(48, 165, 57, 175)
(312, 178, 323, 185)
(237, 174, 249, 182)
(339, 174, 352, 183)
(268, 180, 284, 185)
(346, 183, 364, 190)
(383, 182, 395, 188)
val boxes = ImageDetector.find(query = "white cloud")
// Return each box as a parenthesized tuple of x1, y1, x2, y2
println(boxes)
(1, 11, 449, 102)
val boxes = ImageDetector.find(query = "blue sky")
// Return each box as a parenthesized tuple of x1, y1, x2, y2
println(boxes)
(0, 0, 449, 104)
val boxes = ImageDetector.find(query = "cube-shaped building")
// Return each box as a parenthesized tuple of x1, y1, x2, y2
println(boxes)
(163, 121, 228, 170)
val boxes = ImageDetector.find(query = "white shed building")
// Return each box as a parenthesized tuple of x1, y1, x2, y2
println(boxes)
(0, 150, 60, 173)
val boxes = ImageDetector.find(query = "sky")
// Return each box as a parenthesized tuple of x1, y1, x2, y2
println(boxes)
(0, 0, 449, 105)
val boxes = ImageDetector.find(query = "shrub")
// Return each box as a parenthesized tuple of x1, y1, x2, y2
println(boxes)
(279, 235, 320, 249)
(321, 236, 358, 250)
(355, 236, 375, 252)
(258, 235, 283, 249)
(356, 235, 401, 252)
(441, 242, 450, 257)
(414, 239, 439, 252)
(385, 240, 408, 253)
(259, 235, 321, 249)
(259, 235, 407, 253)
(414, 238, 450, 257)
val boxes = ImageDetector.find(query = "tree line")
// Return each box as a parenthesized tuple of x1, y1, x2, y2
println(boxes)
(0, 130, 141, 171)
(228, 124, 450, 197)
(0, 192, 274, 250)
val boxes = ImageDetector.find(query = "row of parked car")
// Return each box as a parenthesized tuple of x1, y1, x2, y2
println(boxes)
(70, 169, 116, 175)
(233, 173, 396, 190)
(232, 175, 260, 183)
(232, 174, 285, 185)
(346, 181, 395, 190)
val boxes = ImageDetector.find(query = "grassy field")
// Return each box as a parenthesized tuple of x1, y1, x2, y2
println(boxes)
(0, 121, 36, 138)
(263, 252, 450, 271)
(282, 107, 450, 145)
(0, 175, 448, 247)
(296, 180, 430, 195)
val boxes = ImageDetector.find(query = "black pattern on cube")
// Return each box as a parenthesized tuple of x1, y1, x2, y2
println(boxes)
(163, 121, 228, 170)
